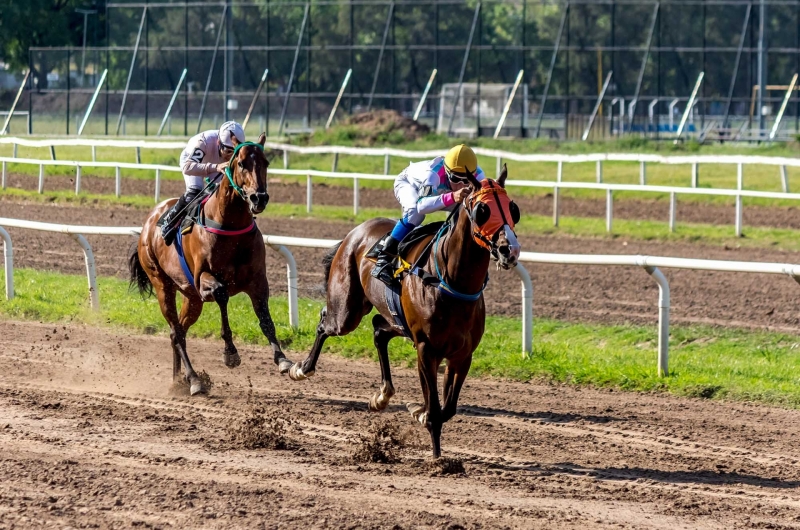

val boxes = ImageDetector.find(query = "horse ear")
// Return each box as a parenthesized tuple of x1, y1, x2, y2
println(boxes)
(258, 132, 266, 146)
(509, 201, 521, 225)
(472, 202, 491, 227)
(498, 163, 508, 188)
(465, 167, 481, 191)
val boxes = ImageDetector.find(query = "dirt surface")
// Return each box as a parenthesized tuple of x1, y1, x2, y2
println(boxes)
(3, 200, 800, 331)
(340, 109, 431, 144)
(1, 319, 800, 529)
(7, 170, 800, 229)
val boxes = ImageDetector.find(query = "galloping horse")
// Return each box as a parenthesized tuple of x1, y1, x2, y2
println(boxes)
(128, 133, 292, 395)
(288, 166, 521, 457)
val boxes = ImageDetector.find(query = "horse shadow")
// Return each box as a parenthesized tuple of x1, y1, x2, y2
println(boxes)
(457, 403, 626, 425)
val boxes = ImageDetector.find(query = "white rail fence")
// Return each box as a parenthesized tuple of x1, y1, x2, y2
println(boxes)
(4, 154, 800, 237)
(4, 217, 800, 376)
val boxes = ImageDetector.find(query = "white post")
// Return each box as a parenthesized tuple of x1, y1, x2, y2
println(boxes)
(1, 161, 6, 189)
(514, 264, 533, 357)
(735, 194, 743, 237)
(306, 174, 312, 213)
(669, 192, 676, 232)
(38, 164, 44, 193)
(331, 153, 339, 172)
(269, 244, 299, 329)
(72, 234, 99, 311)
(495, 156, 502, 178)
(596, 160, 603, 183)
(737, 162, 743, 190)
(135, 147, 141, 164)
(384, 154, 390, 175)
(91, 146, 96, 162)
(606, 189, 613, 232)
(75, 165, 82, 195)
(553, 187, 560, 227)
(115, 166, 121, 198)
(0, 226, 13, 300)
(283, 150, 289, 169)
(12, 143, 17, 158)
(639, 160, 646, 185)
(353, 177, 360, 216)
(781, 165, 790, 193)
(691, 162, 699, 187)
(645, 266, 670, 377)
(155, 169, 161, 203)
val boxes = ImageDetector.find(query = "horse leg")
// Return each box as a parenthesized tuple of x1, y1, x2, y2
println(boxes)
(409, 343, 444, 458)
(289, 306, 329, 381)
(200, 273, 239, 368)
(248, 291, 293, 374)
(368, 314, 400, 412)
(155, 282, 204, 395)
(441, 353, 472, 423)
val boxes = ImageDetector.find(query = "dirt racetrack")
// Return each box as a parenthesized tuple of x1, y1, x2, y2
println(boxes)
(2, 318, 800, 529)
(3, 199, 800, 331)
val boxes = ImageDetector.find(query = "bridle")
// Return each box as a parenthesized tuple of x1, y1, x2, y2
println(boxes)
(222, 141, 268, 201)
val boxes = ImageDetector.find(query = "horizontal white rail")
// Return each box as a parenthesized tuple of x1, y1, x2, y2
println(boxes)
(3, 216, 800, 377)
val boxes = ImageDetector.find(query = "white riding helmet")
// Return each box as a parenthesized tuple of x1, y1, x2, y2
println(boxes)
(218, 121, 245, 150)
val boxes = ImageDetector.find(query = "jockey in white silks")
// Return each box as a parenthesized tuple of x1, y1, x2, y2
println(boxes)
(371, 144, 486, 285)
(160, 121, 245, 246)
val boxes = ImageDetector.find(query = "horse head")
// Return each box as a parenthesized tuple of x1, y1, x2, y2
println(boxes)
(463, 163, 521, 270)
(230, 132, 270, 215)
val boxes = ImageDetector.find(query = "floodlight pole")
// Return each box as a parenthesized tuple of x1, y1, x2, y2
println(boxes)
(366, 3, 395, 112)
(413, 69, 437, 122)
(722, 4, 752, 129)
(757, 0, 767, 132)
(115, 7, 147, 135)
(675, 72, 704, 142)
(447, 3, 481, 136)
(243, 68, 269, 131)
(277, 3, 310, 136)
(157, 68, 187, 136)
(494, 70, 524, 139)
(76, 9, 97, 87)
(326, 69, 352, 129)
(582, 71, 613, 141)
(78, 69, 108, 136)
(629, 3, 659, 128)
(0, 71, 30, 136)
(769, 73, 798, 140)
(195, 5, 228, 133)
(535, 3, 569, 138)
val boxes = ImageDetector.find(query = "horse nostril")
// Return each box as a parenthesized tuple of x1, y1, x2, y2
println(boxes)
(249, 193, 259, 204)
(499, 246, 511, 257)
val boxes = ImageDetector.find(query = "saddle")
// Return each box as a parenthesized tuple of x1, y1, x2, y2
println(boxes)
(155, 187, 216, 237)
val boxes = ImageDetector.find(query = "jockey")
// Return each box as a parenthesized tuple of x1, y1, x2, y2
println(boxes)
(372, 143, 486, 285)
(160, 121, 245, 246)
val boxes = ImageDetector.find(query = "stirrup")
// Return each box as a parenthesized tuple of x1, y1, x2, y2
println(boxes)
(371, 260, 396, 286)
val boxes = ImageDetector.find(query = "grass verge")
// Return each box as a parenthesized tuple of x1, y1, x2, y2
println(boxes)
(3, 267, 800, 408)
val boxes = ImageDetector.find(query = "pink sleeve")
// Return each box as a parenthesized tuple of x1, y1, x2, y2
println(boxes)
(441, 192, 455, 208)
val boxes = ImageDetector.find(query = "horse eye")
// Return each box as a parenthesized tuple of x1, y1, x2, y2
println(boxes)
(237, 161, 244, 169)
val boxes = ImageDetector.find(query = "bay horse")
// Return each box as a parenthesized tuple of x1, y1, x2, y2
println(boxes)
(288, 166, 521, 457)
(128, 133, 292, 395)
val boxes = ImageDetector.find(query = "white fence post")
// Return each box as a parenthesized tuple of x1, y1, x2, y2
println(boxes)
(554, 160, 563, 227)
(353, 177, 359, 216)
(0, 226, 13, 300)
(735, 195, 743, 237)
(155, 169, 161, 203)
(606, 189, 613, 232)
(91, 146, 96, 162)
(383, 153, 390, 175)
(115, 166, 121, 198)
(1, 161, 6, 189)
(691, 162, 699, 187)
(12, 143, 17, 158)
(306, 174, 313, 213)
(496, 156, 502, 178)
(669, 192, 676, 232)
(513, 264, 533, 357)
(283, 150, 289, 169)
(135, 147, 141, 164)
(781, 165, 790, 193)
(331, 153, 339, 172)
(75, 165, 82, 195)
(737, 162, 743, 189)
(639, 160, 646, 185)
(596, 160, 603, 183)
(38, 164, 44, 193)
(268, 244, 299, 329)
(71, 233, 99, 311)
(644, 266, 670, 377)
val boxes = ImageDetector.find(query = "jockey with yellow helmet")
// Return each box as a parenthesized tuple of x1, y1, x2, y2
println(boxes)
(372, 144, 486, 285)
(160, 120, 245, 246)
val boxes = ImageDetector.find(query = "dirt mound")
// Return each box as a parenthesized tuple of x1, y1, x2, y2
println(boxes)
(342, 110, 430, 145)
(352, 419, 406, 463)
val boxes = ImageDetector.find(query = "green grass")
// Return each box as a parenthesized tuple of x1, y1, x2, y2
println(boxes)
(3, 267, 800, 408)
(5, 188, 800, 252)
(6, 133, 800, 207)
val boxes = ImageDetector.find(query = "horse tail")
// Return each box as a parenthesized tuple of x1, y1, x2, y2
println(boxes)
(128, 242, 154, 298)
(321, 241, 343, 293)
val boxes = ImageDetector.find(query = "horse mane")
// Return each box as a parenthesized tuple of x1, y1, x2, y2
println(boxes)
(321, 242, 343, 292)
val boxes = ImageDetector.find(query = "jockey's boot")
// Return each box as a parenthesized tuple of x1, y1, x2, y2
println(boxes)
(160, 194, 190, 246)
(371, 235, 401, 286)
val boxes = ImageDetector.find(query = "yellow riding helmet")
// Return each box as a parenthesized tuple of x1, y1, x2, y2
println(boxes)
(444, 144, 478, 176)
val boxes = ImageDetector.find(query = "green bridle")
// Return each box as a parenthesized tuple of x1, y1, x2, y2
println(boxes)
(223, 141, 265, 199)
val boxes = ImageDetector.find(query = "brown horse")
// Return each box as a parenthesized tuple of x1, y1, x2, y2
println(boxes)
(128, 133, 292, 395)
(288, 167, 521, 457)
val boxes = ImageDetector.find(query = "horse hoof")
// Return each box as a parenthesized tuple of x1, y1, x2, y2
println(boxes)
(288, 363, 314, 381)
(277, 358, 294, 375)
(224, 352, 241, 368)
(369, 393, 385, 412)
(190, 382, 207, 396)
(407, 402, 427, 426)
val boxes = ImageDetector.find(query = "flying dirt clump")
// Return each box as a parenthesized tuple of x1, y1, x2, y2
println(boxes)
(425, 456, 466, 476)
(352, 419, 406, 464)
(228, 405, 289, 450)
